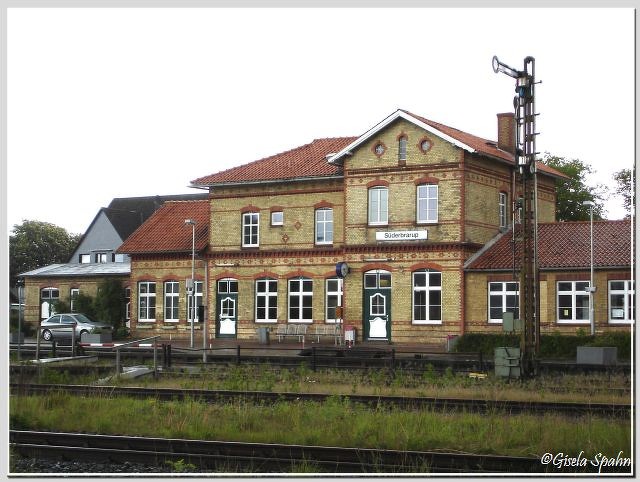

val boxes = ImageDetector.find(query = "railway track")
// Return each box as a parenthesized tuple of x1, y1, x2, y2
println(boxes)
(10, 383, 631, 418)
(10, 429, 548, 473)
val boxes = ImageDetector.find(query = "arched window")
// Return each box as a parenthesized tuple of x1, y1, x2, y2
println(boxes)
(499, 192, 508, 229)
(40, 287, 59, 320)
(416, 184, 438, 224)
(412, 269, 442, 324)
(315, 208, 333, 244)
(325, 278, 343, 323)
(164, 281, 179, 322)
(368, 187, 388, 225)
(398, 136, 408, 162)
(288, 277, 313, 323)
(255, 278, 278, 323)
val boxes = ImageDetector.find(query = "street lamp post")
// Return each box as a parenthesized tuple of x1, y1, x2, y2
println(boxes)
(583, 201, 596, 335)
(16, 278, 24, 361)
(185, 219, 196, 348)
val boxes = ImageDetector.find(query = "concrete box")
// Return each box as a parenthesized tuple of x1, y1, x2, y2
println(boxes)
(576, 346, 618, 366)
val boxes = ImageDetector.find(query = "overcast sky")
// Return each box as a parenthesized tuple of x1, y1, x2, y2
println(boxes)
(6, 7, 635, 235)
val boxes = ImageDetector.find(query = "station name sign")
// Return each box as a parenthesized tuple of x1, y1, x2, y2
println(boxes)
(375, 230, 428, 242)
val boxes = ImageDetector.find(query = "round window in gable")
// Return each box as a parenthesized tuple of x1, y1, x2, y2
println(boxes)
(373, 142, 386, 157)
(419, 139, 432, 153)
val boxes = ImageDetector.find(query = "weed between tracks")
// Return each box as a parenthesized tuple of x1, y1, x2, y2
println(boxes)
(119, 364, 629, 405)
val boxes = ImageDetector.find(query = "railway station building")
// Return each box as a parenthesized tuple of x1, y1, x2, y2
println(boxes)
(116, 109, 632, 345)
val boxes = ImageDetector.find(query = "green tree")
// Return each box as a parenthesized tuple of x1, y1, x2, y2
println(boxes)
(612, 168, 634, 217)
(9, 220, 81, 286)
(541, 154, 607, 221)
(94, 278, 126, 330)
(58, 279, 126, 332)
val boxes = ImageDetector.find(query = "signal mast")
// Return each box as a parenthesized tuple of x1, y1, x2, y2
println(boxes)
(492, 56, 540, 378)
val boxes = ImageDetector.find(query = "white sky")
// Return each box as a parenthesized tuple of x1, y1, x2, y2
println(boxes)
(6, 7, 636, 235)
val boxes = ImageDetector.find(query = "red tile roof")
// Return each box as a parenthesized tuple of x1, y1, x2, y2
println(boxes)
(192, 111, 565, 187)
(191, 137, 357, 186)
(402, 110, 566, 179)
(117, 200, 209, 255)
(465, 220, 632, 270)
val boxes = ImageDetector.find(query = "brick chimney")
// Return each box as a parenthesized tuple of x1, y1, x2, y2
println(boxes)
(497, 113, 515, 154)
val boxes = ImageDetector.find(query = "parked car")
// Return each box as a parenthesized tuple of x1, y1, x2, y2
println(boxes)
(40, 313, 113, 341)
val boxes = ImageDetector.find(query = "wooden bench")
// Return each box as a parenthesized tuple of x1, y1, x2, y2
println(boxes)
(309, 324, 343, 345)
(275, 324, 308, 342)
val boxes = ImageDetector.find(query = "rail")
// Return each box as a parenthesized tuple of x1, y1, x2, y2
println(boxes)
(113, 336, 161, 378)
(10, 430, 554, 473)
(10, 383, 632, 418)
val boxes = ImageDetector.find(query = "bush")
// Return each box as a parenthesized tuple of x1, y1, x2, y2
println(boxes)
(453, 332, 631, 360)
(452, 333, 520, 357)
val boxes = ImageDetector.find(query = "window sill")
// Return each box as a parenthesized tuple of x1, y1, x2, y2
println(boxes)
(411, 321, 442, 325)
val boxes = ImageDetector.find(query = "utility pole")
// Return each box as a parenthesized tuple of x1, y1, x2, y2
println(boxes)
(493, 56, 540, 378)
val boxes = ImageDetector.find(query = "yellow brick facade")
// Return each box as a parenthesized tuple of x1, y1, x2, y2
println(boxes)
(22, 275, 129, 327)
(464, 270, 632, 336)
(125, 115, 577, 346)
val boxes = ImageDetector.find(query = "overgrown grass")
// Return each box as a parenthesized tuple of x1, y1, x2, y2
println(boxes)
(10, 391, 630, 459)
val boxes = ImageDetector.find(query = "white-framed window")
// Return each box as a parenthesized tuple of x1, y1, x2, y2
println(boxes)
(288, 277, 313, 323)
(499, 192, 507, 229)
(70, 288, 79, 313)
(79, 254, 90, 264)
(256, 278, 278, 323)
(368, 187, 388, 225)
(218, 278, 238, 319)
(138, 281, 156, 322)
(187, 281, 203, 322)
(164, 281, 180, 322)
(370, 293, 386, 316)
(218, 278, 238, 294)
(325, 277, 343, 323)
(412, 269, 442, 324)
(124, 286, 131, 322)
(271, 211, 284, 226)
(364, 270, 391, 289)
(69, 288, 80, 313)
(398, 136, 408, 162)
(40, 287, 59, 320)
(242, 212, 260, 247)
(95, 252, 108, 263)
(488, 281, 519, 323)
(315, 208, 333, 245)
(609, 280, 635, 324)
(557, 281, 590, 323)
(417, 184, 438, 224)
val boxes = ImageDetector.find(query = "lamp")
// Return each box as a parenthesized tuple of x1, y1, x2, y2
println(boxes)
(582, 201, 596, 335)
(184, 219, 196, 348)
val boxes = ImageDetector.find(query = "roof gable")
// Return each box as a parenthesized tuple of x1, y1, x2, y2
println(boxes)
(327, 110, 476, 164)
(117, 200, 210, 255)
(327, 109, 566, 179)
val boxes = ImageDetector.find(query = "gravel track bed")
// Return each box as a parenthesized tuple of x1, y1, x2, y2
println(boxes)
(12, 457, 195, 474)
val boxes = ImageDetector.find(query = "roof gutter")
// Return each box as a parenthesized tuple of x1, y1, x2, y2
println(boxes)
(190, 174, 344, 189)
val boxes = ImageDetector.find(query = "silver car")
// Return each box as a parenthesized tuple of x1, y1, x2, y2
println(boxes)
(40, 313, 113, 341)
